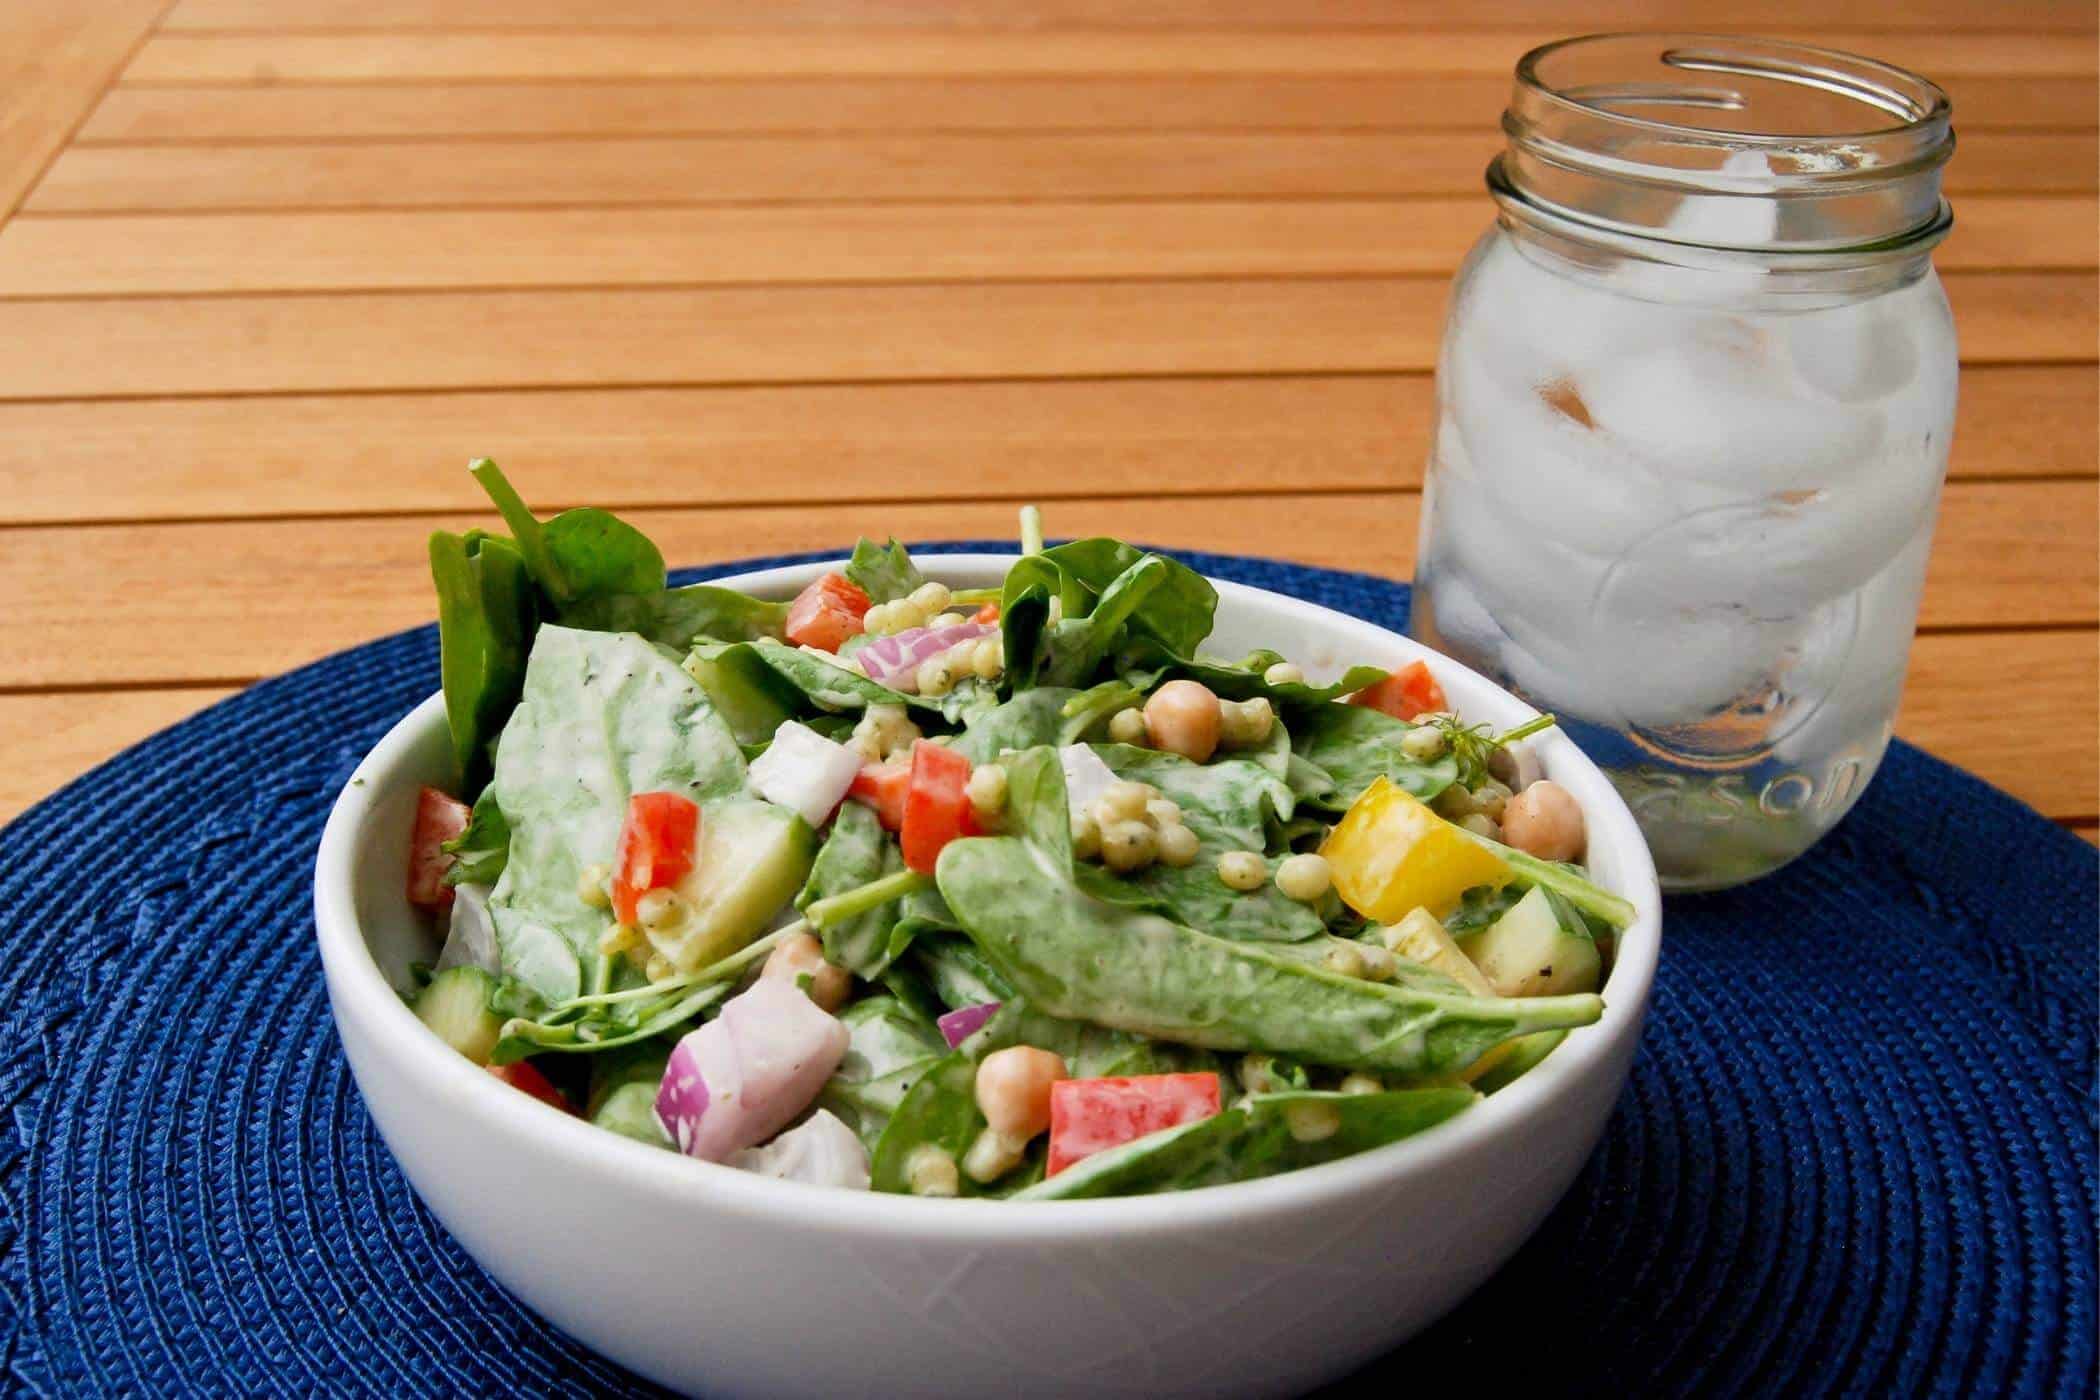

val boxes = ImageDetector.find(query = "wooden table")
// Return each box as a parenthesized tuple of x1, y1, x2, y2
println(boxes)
(0, 2, 2093, 842)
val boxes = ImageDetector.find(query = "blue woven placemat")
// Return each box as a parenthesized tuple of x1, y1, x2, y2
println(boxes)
(0, 546, 2091, 1398)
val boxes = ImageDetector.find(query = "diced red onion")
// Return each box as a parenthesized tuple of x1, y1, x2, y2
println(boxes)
(749, 720, 862, 827)
(728, 1109, 871, 1190)
(936, 1001, 1001, 1049)
(654, 978, 850, 1163)
(855, 623, 997, 690)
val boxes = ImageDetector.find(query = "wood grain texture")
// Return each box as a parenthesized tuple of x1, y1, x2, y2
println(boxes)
(0, 365, 2084, 526)
(0, 686, 237, 824)
(118, 31, 2095, 84)
(3, 196, 2085, 297)
(156, 0, 2100, 32)
(0, 272, 2085, 402)
(0, 0, 169, 221)
(1899, 629, 2098, 821)
(0, 483, 2086, 686)
(76, 75, 2100, 145)
(24, 129, 2090, 214)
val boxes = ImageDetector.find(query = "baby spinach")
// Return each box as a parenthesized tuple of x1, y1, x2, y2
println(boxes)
(484, 626, 750, 1003)
(745, 640, 995, 724)
(469, 458, 665, 608)
(562, 585, 789, 651)
(950, 688, 1085, 761)
(1041, 538, 1216, 658)
(428, 527, 536, 796)
(1114, 639, 1389, 711)
(869, 1053, 1044, 1196)
(587, 1042, 674, 1148)
(798, 801, 909, 978)
(1442, 883, 1526, 937)
(440, 787, 511, 889)
(909, 932, 1014, 1011)
(844, 537, 925, 603)
(1288, 704, 1458, 809)
(1014, 1087, 1477, 1200)
(935, 835, 1604, 1078)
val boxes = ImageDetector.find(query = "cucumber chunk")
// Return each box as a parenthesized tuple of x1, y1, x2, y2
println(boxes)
(413, 965, 504, 1064)
(649, 800, 817, 972)
(1459, 886, 1601, 998)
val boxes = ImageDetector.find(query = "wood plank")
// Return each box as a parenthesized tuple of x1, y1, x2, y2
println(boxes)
(2068, 822, 2098, 845)
(3, 195, 2084, 297)
(26, 128, 2086, 214)
(0, 0, 169, 222)
(77, 74, 2097, 145)
(0, 484, 2086, 684)
(0, 271, 2084, 402)
(0, 686, 237, 825)
(1918, 480, 2097, 630)
(0, 364, 2082, 526)
(156, 0, 2100, 33)
(1899, 629, 2097, 822)
(117, 31, 2095, 84)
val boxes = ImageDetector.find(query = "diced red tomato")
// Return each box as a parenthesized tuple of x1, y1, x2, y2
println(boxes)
(1349, 659, 1448, 721)
(900, 740, 977, 875)
(610, 791, 701, 925)
(971, 600, 1001, 624)
(848, 761, 910, 832)
(1047, 1073, 1223, 1176)
(487, 1062, 572, 1113)
(408, 786, 471, 911)
(784, 573, 873, 653)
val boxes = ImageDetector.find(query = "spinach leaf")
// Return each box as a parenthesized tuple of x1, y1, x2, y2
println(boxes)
(680, 642, 804, 748)
(910, 931, 1014, 1011)
(997, 577, 1055, 688)
(820, 1058, 947, 1151)
(1031, 554, 1171, 689)
(1041, 539, 1217, 657)
(934, 834, 1603, 1077)
(440, 787, 511, 888)
(1081, 743, 1324, 943)
(745, 639, 995, 724)
(587, 1042, 674, 1148)
(1288, 704, 1458, 810)
(493, 979, 730, 1063)
(470, 458, 664, 607)
(484, 626, 750, 1003)
(948, 687, 1082, 762)
(798, 801, 908, 977)
(1442, 883, 1526, 937)
(869, 1053, 1024, 1195)
(561, 585, 788, 651)
(428, 527, 536, 795)
(1014, 1087, 1476, 1200)
(1116, 637, 1389, 710)
(884, 882, 962, 968)
(977, 1000, 1219, 1080)
(834, 995, 947, 1083)
(844, 537, 925, 603)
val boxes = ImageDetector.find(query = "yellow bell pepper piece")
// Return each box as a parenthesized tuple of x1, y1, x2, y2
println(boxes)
(1321, 777, 1511, 922)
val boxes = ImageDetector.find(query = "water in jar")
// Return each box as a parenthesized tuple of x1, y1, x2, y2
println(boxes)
(1413, 228, 1959, 889)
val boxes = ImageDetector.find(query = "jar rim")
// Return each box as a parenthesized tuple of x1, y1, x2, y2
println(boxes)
(1494, 33, 1955, 264)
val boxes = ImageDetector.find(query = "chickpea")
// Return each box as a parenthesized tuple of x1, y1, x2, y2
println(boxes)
(1274, 853, 1332, 904)
(1145, 798, 1183, 828)
(1071, 812, 1102, 860)
(1338, 1073, 1383, 1096)
(1100, 820, 1158, 873)
(1218, 696, 1276, 749)
(974, 1046, 1067, 1140)
(1262, 661, 1305, 687)
(1096, 780, 1152, 824)
(1283, 1100, 1341, 1143)
(1156, 822, 1201, 868)
(1107, 707, 1149, 746)
(1321, 942, 1369, 979)
(1143, 680, 1222, 763)
(1501, 780, 1586, 862)
(762, 931, 850, 1012)
(966, 762, 1008, 823)
(1217, 850, 1267, 891)
(1399, 725, 1447, 762)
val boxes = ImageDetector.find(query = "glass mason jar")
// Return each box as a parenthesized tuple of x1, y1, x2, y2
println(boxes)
(1412, 35, 1959, 890)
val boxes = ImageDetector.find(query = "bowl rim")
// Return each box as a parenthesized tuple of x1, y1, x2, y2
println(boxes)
(314, 552, 1661, 1237)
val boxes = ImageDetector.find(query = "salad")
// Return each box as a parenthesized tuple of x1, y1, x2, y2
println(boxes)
(403, 462, 1628, 1200)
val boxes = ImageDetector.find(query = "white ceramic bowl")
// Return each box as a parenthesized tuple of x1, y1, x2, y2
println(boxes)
(314, 555, 1662, 1400)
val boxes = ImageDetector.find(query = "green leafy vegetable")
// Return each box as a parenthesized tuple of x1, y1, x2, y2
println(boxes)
(934, 834, 1603, 1077)
(1040, 538, 1217, 657)
(562, 585, 789, 651)
(440, 787, 511, 888)
(1014, 1088, 1476, 1200)
(469, 458, 665, 608)
(844, 537, 925, 603)
(428, 528, 535, 795)
(1288, 704, 1458, 810)
(799, 800, 909, 977)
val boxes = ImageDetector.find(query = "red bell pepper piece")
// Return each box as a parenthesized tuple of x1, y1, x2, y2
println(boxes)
(609, 791, 701, 926)
(1349, 659, 1448, 721)
(900, 740, 977, 875)
(784, 573, 873, 652)
(407, 786, 471, 911)
(1047, 1073, 1223, 1176)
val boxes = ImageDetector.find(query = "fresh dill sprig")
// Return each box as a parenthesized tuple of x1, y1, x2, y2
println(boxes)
(1423, 711, 1558, 791)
